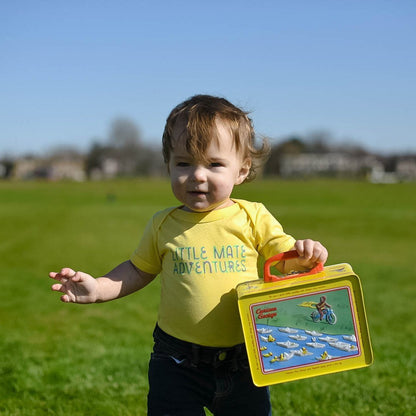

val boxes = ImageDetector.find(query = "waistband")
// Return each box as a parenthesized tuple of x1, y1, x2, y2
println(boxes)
(153, 324, 248, 369)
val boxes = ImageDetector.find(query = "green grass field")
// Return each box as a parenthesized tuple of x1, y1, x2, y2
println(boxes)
(0, 178, 415, 415)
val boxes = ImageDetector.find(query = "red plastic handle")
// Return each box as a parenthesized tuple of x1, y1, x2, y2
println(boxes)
(263, 250, 324, 282)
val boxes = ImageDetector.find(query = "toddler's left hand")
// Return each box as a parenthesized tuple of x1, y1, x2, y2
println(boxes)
(294, 239, 328, 268)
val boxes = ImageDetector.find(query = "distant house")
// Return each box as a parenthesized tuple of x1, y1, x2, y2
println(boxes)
(370, 156, 416, 183)
(369, 163, 398, 184)
(12, 157, 45, 179)
(89, 157, 119, 180)
(49, 158, 86, 181)
(279, 153, 378, 178)
(12, 155, 86, 181)
(396, 158, 416, 181)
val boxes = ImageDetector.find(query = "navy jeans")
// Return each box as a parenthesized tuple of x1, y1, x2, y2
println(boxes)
(147, 325, 271, 416)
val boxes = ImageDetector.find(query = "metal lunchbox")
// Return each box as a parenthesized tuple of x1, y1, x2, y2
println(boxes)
(237, 251, 373, 386)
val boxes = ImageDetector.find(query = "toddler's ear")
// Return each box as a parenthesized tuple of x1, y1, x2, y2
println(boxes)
(236, 158, 251, 184)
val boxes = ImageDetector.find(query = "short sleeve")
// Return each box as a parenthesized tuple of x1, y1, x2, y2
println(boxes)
(130, 216, 162, 275)
(254, 204, 296, 260)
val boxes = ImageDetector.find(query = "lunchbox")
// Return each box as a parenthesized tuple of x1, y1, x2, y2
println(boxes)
(237, 251, 373, 386)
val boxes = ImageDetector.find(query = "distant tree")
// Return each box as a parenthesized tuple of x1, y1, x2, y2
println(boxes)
(85, 119, 167, 178)
(381, 155, 397, 173)
(278, 136, 307, 154)
(264, 136, 306, 175)
(335, 140, 369, 157)
(109, 118, 141, 149)
(46, 146, 83, 160)
(135, 145, 166, 176)
(304, 130, 332, 153)
(0, 157, 14, 178)
(85, 141, 114, 177)
(108, 118, 143, 176)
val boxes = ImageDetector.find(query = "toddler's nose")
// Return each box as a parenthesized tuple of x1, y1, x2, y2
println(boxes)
(192, 165, 207, 182)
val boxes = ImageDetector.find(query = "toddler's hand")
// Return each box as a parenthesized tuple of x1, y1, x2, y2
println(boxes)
(49, 268, 98, 303)
(294, 239, 328, 268)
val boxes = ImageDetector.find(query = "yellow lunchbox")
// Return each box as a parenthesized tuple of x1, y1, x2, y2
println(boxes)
(237, 251, 373, 386)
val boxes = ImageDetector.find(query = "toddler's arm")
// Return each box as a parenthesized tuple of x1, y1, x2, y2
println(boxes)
(279, 239, 328, 273)
(49, 261, 156, 303)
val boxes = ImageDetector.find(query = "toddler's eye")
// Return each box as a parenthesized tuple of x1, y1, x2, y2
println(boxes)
(177, 162, 190, 167)
(210, 162, 223, 168)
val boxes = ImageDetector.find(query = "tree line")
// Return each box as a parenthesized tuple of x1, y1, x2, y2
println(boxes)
(1, 118, 414, 180)
(84, 119, 376, 178)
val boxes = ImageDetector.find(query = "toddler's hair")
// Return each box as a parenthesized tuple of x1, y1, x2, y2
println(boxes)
(162, 94, 270, 182)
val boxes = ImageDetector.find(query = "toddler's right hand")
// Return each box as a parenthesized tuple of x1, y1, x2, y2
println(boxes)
(49, 268, 98, 304)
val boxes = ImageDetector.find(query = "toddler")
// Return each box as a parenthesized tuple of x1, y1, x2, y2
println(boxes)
(50, 94, 328, 415)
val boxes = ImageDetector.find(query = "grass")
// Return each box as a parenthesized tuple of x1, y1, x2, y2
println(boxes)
(0, 178, 415, 415)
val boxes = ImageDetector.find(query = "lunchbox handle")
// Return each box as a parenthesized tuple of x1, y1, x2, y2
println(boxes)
(263, 250, 324, 282)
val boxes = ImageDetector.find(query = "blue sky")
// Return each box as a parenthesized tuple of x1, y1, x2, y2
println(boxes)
(1, 0, 415, 156)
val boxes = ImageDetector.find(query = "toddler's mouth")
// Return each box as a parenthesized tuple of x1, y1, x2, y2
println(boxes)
(188, 190, 208, 195)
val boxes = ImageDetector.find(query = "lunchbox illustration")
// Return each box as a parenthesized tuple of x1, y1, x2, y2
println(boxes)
(237, 251, 373, 386)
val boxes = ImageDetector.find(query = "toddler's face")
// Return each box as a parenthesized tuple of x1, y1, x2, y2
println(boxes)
(168, 119, 250, 212)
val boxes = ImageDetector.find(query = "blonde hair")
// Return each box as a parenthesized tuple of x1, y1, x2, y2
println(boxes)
(162, 94, 270, 182)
